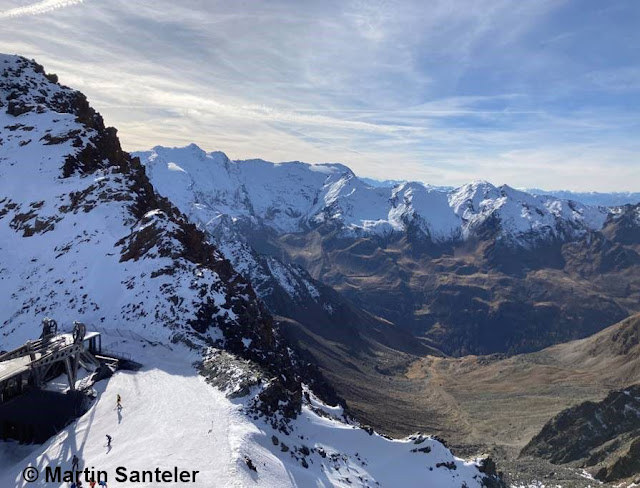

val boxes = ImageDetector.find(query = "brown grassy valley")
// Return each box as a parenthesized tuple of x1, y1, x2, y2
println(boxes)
(284, 312, 640, 485)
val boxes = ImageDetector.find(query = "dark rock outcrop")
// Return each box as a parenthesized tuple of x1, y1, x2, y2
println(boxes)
(521, 384, 640, 483)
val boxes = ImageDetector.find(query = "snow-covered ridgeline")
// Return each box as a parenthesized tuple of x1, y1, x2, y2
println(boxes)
(525, 188, 640, 207)
(0, 55, 262, 354)
(135, 145, 610, 247)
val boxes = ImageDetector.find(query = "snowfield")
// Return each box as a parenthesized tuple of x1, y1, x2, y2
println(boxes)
(1, 339, 489, 488)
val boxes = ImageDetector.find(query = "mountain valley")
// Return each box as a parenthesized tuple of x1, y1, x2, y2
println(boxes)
(0, 53, 638, 487)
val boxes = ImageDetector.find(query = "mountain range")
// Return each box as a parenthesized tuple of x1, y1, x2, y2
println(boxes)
(0, 54, 507, 487)
(134, 144, 639, 356)
(134, 144, 610, 246)
(361, 178, 640, 207)
(131, 143, 640, 486)
(2, 53, 639, 487)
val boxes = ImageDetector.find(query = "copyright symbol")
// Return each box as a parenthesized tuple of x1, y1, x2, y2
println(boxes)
(22, 466, 38, 482)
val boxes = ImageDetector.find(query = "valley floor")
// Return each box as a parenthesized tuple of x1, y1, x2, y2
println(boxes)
(299, 317, 640, 488)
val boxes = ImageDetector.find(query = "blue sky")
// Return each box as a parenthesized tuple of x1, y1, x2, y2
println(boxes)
(1, 0, 639, 190)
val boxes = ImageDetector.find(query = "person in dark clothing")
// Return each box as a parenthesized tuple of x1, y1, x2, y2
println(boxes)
(71, 454, 79, 471)
(106, 434, 112, 447)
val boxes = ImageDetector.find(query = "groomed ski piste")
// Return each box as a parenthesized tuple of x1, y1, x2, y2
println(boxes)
(0, 332, 490, 488)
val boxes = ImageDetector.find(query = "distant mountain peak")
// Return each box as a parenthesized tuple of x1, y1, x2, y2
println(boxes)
(135, 145, 613, 247)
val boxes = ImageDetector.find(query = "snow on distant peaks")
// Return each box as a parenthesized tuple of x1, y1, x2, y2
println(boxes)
(135, 146, 612, 246)
(526, 188, 640, 207)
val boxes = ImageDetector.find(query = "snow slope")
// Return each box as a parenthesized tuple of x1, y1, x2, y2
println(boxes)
(135, 146, 610, 247)
(0, 335, 492, 488)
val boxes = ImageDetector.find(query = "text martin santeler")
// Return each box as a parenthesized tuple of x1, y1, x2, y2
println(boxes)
(42, 466, 200, 483)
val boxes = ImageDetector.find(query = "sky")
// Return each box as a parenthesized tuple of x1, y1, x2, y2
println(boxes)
(0, 0, 639, 191)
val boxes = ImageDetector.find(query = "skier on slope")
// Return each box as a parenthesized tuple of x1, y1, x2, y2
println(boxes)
(116, 393, 122, 410)
(106, 434, 112, 447)
(71, 454, 79, 471)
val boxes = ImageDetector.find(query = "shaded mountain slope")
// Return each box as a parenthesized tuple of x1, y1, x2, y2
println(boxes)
(401, 314, 640, 448)
(521, 384, 640, 483)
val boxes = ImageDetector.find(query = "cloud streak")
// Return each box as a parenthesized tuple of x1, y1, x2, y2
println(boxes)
(0, 0, 83, 19)
(0, 0, 638, 191)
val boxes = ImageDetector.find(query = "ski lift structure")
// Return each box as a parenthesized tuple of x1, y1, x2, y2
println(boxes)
(0, 318, 138, 443)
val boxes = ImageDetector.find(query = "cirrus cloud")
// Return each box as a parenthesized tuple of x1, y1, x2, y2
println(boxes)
(0, 0, 84, 19)
(0, 0, 638, 191)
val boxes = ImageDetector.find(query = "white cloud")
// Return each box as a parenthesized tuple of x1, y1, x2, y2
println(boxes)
(0, 0, 638, 191)
(0, 0, 83, 19)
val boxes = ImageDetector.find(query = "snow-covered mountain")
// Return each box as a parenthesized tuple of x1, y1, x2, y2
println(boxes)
(134, 145, 610, 248)
(362, 180, 640, 208)
(526, 189, 640, 207)
(134, 145, 349, 322)
(449, 181, 609, 245)
(134, 144, 426, 368)
(0, 55, 503, 487)
(0, 54, 302, 419)
(133, 144, 639, 363)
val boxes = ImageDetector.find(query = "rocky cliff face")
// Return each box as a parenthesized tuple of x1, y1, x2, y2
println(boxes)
(521, 384, 640, 483)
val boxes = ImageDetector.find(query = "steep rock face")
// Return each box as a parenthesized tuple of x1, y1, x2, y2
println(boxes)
(521, 385, 640, 483)
(0, 55, 305, 417)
